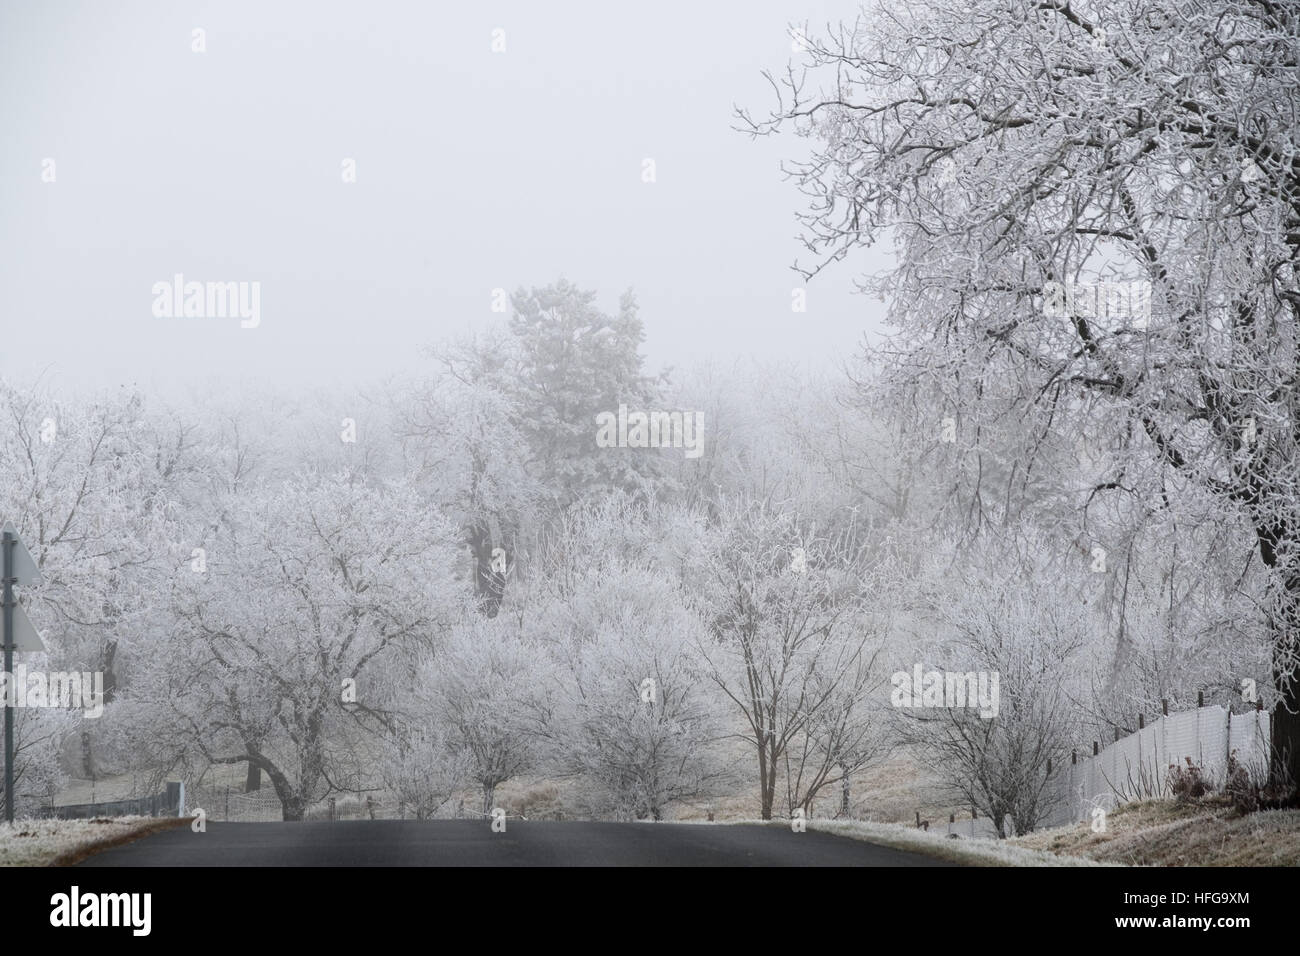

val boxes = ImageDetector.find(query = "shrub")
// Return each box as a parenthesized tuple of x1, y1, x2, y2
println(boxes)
(503, 783, 568, 821)
(1224, 751, 1258, 814)
(1168, 757, 1209, 804)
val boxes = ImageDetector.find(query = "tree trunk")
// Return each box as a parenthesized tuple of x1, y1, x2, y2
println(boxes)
(80, 731, 94, 778)
(1270, 635, 1300, 793)
(245, 763, 261, 792)
(100, 639, 118, 704)
(759, 744, 779, 821)
(281, 796, 305, 822)
(1254, 524, 1300, 793)
(468, 525, 506, 618)
(481, 782, 495, 817)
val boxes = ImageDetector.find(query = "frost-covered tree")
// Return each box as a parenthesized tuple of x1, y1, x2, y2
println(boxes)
(667, 362, 886, 526)
(0, 379, 202, 785)
(899, 536, 1088, 836)
(399, 363, 541, 617)
(693, 501, 887, 819)
(507, 279, 666, 512)
(748, 0, 1300, 785)
(0, 708, 73, 815)
(538, 564, 735, 820)
(378, 716, 472, 820)
(429, 617, 551, 815)
(419, 280, 664, 615)
(124, 472, 461, 820)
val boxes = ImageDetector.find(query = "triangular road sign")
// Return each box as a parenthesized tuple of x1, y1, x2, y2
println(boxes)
(8, 604, 45, 653)
(1, 521, 42, 587)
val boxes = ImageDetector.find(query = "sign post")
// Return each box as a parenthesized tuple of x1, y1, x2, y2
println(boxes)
(3, 522, 45, 823)
(2, 526, 10, 824)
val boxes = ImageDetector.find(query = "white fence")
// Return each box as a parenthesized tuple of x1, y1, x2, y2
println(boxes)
(941, 815, 1000, 839)
(187, 785, 285, 822)
(1038, 705, 1271, 829)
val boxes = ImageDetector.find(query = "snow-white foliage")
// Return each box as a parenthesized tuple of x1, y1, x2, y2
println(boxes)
(744, 0, 1300, 780)
(691, 500, 891, 818)
(427, 617, 551, 815)
(378, 720, 473, 820)
(537, 563, 736, 820)
(123, 471, 462, 819)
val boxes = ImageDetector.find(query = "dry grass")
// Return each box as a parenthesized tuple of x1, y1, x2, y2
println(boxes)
(1011, 798, 1300, 866)
(0, 816, 187, 867)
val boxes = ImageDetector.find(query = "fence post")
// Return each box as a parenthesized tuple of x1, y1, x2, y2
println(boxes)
(1226, 706, 1233, 783)
(1257, 700, 1268, 785)
(1067, 749, 1077, 824)
(1138, 715, 1145, 791)
(1092, 741, 1101, 822)
(1160, 703, 1169, 795)
(1200, 697, 1208, 767)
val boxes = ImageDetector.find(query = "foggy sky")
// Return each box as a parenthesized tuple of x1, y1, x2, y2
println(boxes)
(0, 0, 890, 398)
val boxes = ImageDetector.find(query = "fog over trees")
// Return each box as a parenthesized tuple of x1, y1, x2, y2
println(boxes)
(3, 0, 1297, 826)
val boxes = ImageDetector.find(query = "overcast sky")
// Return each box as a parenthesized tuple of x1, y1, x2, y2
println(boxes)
(1, 0, 890, 397)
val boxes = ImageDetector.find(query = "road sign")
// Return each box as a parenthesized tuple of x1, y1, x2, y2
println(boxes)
(3, 522, 45, 823)
(9, 603, 45, 653)
(0, 521, 41, 586)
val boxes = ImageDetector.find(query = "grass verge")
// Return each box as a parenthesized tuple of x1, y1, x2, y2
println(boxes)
(0, 816, 188, 867)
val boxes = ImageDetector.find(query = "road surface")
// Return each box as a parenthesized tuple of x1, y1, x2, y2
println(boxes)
(77, 820, 958, 866)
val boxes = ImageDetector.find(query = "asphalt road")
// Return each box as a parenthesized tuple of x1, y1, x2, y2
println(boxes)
(77, 820, 958, 867)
